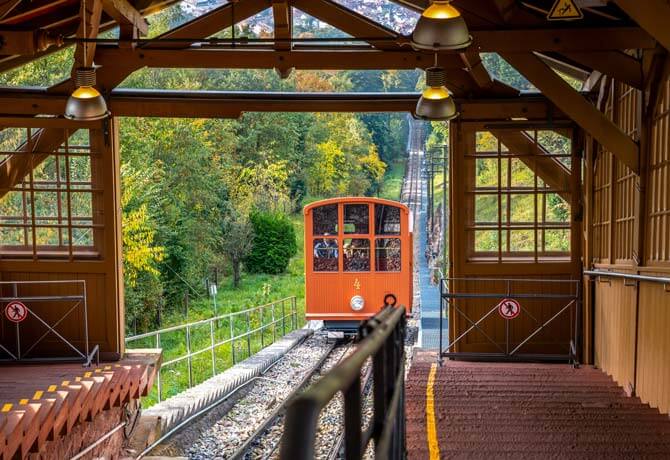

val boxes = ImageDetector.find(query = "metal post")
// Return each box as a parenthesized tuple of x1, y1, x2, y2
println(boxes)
(282, 299, 286, 335)
(292, 297, 297, 330)
(13, 283, 20, 359)
(442, 146, 448, 277)
(260, 308, 265, 349)
(343, 376, 362, 459)
(272, 302, 276, 343)
(156, 333, 162, 402)
(186, 324, 193, 388)
(439, 289, 444, 362)
(210, 319, 216, 377)
(81, 281, 89, 364)
(230, 315, 236, 364)
(246, 312, 252, 357)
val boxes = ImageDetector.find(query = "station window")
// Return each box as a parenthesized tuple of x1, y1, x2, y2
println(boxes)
(469, 130, 571, 260)
(0, 129, 98, 258)
(375, 204, 401, 235)
(313, 238, 338, 271)
(344, 204, 369, 234)
(312, 204, 338, 236)
(375, 238, 401, 272)
(343, 238, 370, 271)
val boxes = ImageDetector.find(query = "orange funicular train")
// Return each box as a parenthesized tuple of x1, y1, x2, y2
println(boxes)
(304, 197, 413, 332)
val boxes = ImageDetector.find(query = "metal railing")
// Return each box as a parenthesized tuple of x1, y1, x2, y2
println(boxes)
(125, 296, 297, 403)
(439, 277, 581, 364)
(584, 269, 670, 290)
(280, 306, 406, 460)
(0, 280, 99, 366)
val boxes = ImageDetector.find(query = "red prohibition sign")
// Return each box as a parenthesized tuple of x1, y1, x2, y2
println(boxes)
(5, 301, 28, 323)
(498, 298, 521, 320)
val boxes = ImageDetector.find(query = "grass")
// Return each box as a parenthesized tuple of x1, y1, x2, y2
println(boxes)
(378, 159, 406, 201)
(129, 216, 306, 405)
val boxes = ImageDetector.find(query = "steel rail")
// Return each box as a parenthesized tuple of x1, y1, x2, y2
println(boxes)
(228, 340, 345, 460)
(135, 331, 323, 459)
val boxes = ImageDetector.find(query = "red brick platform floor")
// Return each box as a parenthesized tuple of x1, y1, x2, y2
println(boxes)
(406, 350, 670, 459)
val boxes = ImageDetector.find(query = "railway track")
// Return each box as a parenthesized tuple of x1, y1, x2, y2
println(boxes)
(139, 333, 353, 460)
(233, 340, 355, 460)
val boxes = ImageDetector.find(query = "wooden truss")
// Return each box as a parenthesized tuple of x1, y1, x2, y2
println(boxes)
(0, 0, 668, 189)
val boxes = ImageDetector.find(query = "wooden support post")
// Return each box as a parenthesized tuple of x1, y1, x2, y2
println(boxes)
(75, 0, 104, 70)
(272, 0, 291, 51)
(101, 0, 149, 36)
(89, 119, 125, 358)
(502, 52, 640, 174)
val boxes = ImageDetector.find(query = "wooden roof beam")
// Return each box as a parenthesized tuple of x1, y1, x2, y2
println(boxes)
(145, 0, 271, 47)
(94, 47, 464, 71)
(472, 27, 655, 52)
(612, 0, 670, 52)
(271, 0, 291, 51)
(0, 89, 568, 120)
(536, 53, 590, 82)
(502, 51, 639, 174)
(291, 0, 401, 50)
(560, 51, 643, 90)
(101, 0, 149, 36)
(490, 129, 571, 202)
(0, 0, 21, 20)
(75, 0, 103, 69)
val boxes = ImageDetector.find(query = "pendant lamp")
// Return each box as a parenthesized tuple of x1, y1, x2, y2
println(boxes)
(411, 0, 472, 51)
(65, 67, 110, 121)
(65, 0, 109, 121)
(415, 67, 458, 121)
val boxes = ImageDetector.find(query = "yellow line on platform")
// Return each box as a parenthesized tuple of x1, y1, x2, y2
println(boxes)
(426, 363, 440, 459)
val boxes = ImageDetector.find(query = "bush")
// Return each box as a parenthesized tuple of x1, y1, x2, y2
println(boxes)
(244, 211, 297, 274)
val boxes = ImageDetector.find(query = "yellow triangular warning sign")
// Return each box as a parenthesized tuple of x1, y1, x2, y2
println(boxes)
(547, 0, 583, 21)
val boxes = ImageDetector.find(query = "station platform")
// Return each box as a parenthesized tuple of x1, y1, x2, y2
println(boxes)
(406, 351, 670, 459)
(0, 350, 160, 459)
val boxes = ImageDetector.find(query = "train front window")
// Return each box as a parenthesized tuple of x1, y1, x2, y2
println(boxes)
(313, 238, 338, 272)
(344, 204, 369, 234)
(375, 204, 401, 235)
(312, 204, 338, 235)
(375, 238, 401, 272)
(343, 238, 370, 272)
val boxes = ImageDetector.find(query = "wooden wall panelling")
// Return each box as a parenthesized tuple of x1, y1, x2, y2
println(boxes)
(0, 122, 124, 360)
(594, 277, 637, 394)
(449, 122, 578, 356)
(647, 75, 670, 265)
(635, 276, 670, 414)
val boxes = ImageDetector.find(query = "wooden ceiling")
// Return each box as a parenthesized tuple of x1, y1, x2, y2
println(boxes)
(0, 0, 668, 177)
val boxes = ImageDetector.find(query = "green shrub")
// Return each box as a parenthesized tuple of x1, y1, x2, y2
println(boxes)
(245, 211, 297, 274)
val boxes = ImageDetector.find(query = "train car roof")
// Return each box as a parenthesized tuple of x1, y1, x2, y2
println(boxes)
(303, 197, 410, 215)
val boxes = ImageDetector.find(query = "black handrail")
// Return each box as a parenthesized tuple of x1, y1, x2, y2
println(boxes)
(280, 306, 407, 460)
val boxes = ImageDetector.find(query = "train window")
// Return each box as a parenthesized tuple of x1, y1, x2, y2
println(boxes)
(375, 238, 401, 272)
(344, 204, 369, 234)
(313, 238, 338, 272)
(343, 238, 370, 271)
(375, 204, 401, 235)
(312, 204, 338, 235)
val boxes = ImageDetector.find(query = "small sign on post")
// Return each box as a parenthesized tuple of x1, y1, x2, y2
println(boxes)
(547, 0, 583, 21)
(5, 301, 28, 323)
(497, 298, 521, 320)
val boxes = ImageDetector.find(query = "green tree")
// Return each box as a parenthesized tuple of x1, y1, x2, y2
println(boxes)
(245, 211, 297, 275)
